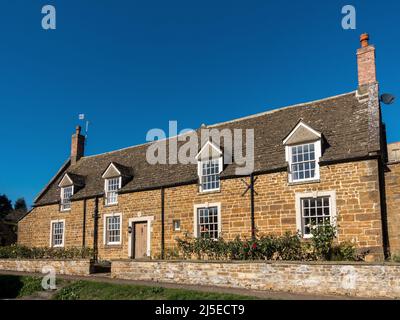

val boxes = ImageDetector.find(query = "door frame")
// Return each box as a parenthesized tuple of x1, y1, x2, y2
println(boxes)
(128, 216, 153, 259)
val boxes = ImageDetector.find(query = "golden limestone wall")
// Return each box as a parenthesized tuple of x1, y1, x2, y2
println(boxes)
(386, 162, 400, 256)
(18, 159, 384, 261)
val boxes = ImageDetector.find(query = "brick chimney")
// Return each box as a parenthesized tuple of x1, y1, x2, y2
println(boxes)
(357, 33, 377, 88)
(70, 126, 85, 165)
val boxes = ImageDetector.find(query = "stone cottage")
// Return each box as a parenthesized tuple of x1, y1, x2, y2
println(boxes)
(18, 34, 400, 261)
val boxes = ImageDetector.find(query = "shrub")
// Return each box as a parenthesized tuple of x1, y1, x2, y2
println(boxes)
(274, 232, 306, 261)
(175, 227, 359, 262)
(0, 245, 93, 260)
(330, 242, 357, 261)
(310, 224, 337, 260)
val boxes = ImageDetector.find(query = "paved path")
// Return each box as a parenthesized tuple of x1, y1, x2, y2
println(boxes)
(0, 270, 375, 300)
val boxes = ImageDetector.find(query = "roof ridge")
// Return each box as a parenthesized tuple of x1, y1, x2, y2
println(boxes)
(208, 90, 357, 128)
(80, 90, 356, 160)
(81, 129, 198, 160)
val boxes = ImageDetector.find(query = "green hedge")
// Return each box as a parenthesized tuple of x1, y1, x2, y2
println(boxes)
(176, 226, 366, 262)
(0, 245, 93, 260)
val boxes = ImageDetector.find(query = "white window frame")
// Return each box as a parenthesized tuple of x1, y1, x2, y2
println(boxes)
(286, 141, 321, 183)
(60, 185, 74, 211)
(295, 191, 337, 239)
(193, 202, 222, 240)
(198, 157, 223, 193)
(195, 141, 223, 193)
(104, 177, 122, 206)
(103, 213, 122, 245)
(50, 219, 65, 248)
(173, 219, 181, 231)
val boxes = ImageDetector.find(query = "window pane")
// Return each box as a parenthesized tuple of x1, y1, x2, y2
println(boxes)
(106, 216, 121, 244)
(201, 159, 220, 191)
(52, 221, 64, 246)
(301, 197, 331, 236)
(291, 143, 317, 182)
(197, 206, 219, 239)
(105, 178, 120, 205)
(61, 186, 73, 210)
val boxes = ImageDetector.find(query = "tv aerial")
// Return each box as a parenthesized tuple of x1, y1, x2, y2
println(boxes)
(380, 93, 396, 105)
(78, 114, 90, 140)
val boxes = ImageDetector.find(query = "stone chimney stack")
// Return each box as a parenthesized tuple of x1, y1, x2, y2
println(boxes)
(357, 33, 377, 88)
(71, 125, 85, 165)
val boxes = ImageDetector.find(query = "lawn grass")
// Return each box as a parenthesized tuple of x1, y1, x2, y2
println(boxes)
(0, 275, 43, 299)
(0, 275, 259, 300)
(54, 280, 258, 300)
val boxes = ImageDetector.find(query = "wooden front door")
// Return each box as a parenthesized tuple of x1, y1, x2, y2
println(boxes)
(134, 222, 148, 259)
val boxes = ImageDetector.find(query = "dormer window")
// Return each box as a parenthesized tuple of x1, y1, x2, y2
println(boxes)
(58, 173, 84, 212)
(102, 162, 132, 206)
(105, 177, 121, 205)
(283, 121, 322, 184)
(61, 186, 73, 211)
(200, 159, 221, 191)
(290, 143, 317, 181)
(195, 141, 223, 193)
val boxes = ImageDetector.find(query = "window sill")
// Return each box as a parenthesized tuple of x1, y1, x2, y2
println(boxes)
(198, 189, 221, 195)
(104, 243, 122, 248)
(59, 209, 71, 213)
(288, 179, 320, 186)
(104, 203, 119, 208)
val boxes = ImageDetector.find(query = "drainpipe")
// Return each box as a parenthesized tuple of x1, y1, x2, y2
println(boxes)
(93, 197, 99, 262)
(82, 199, 87, 248)
(161, 187, 165, 260)
(250, 173, 256, 240)
(378, 156, 390, 259)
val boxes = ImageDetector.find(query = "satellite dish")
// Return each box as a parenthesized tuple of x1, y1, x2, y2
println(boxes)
(380, 93, 396, 105)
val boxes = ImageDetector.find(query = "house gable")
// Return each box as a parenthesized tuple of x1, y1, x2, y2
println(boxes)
(195, 141, 223, 161)
(102, 163, 122, 179)
(283, 120, 321, 146)
(58, 174, 73, 188)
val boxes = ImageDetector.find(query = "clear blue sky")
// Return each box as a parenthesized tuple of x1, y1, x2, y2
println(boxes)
(0, 0, 399, 207)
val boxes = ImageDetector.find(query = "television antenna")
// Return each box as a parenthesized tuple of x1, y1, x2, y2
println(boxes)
(78, 114, 90, 140)
(380, 93, 396, 105)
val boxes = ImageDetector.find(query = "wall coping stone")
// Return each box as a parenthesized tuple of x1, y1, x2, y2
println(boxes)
(112, 259, 400, 267)
(0, 258, 92, 262)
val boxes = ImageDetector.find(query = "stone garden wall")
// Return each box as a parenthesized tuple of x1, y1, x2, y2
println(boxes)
(112, 260, 400, 298)
(0, 259, 92, 276)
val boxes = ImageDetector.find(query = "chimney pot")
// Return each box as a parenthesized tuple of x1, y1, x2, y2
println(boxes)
(360, 33, 369, 48)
